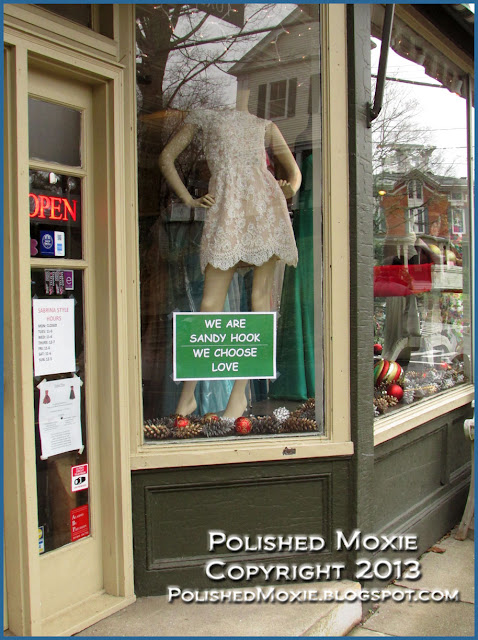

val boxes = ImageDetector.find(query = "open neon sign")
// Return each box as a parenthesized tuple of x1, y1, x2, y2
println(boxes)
(29, 193, 79, 223)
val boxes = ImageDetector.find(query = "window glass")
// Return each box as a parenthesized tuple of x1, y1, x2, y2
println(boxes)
(29, 90, 89, 553)
(29, 98, 81, 167)
(371, 10, 472, 418)
(36, 4, 92, 28)
(269, 79, 287, 118)
(35, 4, 114, 38)
(29, 170, 82, 260)
(32, 269, 89, 553)
(137, 4, 323, 442)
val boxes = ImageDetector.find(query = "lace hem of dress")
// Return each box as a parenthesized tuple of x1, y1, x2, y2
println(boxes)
(201, 247, 298, 272)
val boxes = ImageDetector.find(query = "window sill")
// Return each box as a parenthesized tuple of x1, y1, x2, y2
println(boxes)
(374, 384, 474, 446)
(131, 436, 354, 470)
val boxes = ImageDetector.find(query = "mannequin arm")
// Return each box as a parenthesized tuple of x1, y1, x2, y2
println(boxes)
(268, 122, 302, 198)
(158, 123, 215, 208)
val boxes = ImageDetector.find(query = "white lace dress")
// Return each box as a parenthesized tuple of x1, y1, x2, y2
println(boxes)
(185, 109, 298, 272)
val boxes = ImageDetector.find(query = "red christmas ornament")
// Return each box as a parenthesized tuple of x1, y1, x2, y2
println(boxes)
(235, 417, 252, 434)
(204, 412, 219, 421)
(387, 383, 404, 401)
(374, 343, 383, 355)
(174, 416, 190, 428)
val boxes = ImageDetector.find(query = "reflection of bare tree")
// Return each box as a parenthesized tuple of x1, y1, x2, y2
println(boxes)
(137, 5, 209, 115)
(372, 81, 429, 175)
(372, 80, 454, 177)
(138, 109, 207, 217)
(136, 4, 286, 216)
(136, 4, 279, 116)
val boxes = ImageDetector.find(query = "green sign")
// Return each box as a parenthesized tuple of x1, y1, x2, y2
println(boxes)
(173, 312, 276, 381)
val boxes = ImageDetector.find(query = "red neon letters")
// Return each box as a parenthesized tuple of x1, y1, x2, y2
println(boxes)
(29, 193, 78, 222)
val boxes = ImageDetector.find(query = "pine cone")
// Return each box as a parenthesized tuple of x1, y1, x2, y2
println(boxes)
(383, 394, 398, 407)
(155, 424, 172, 439)
(173, 423, 204, 439)
(250, 416, 265, 434)
(203, 420, 234, 438)
(441, 378, 455, 390)
(143, 423, 155, 439)
(263, 415, 282, 433)
(291, 397, 316, 420)
(373, 397, 388, 414)
(162, 416, 176, 429)
(143, 422, 171, 439)
(283, 417, 319, 432)
(283, 416, 299, 431)
(251, 416, 283, 434)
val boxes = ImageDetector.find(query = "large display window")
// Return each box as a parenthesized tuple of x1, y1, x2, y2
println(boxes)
(371, 8, 473, 420)
(136, 4, 323, 442)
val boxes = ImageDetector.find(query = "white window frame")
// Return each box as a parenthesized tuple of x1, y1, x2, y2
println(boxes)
(451, 207, 466, 235)
(268, 78, 288, 118)
(412, 207, 427, 234)
(265, 77, 296, 120)
(408, 179, 423, 200)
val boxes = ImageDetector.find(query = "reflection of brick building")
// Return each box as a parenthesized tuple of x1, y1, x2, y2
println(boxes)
(375, 147, 468, 264)
(377, 169, 451, 237)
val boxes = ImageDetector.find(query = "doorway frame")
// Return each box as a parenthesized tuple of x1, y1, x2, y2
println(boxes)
(4, 7, 136, 636)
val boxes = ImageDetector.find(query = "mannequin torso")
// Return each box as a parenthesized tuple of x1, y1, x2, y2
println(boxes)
(183, 108, 298, 272)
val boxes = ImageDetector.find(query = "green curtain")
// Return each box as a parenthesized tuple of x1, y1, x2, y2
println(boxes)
(269, 153, 315, 401)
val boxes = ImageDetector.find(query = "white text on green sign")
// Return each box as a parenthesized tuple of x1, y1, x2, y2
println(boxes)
(173, 312, 276, 381)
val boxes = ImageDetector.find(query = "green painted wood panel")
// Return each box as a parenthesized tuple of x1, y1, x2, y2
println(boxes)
(132, 458, 353, 595)
(373, 405, 473, 552)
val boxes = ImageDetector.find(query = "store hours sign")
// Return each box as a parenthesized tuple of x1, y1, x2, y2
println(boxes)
(173, 312, 276, 381)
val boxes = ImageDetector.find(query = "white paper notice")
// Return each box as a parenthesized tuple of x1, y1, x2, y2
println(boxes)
(37, 376, 83, 459)
(33, 298, 76, 376)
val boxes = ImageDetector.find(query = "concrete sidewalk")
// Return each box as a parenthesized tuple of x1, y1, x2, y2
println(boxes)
(77, 527, 474, 637)
(348, 526, 475, 637)
(78, 580, 363, 637)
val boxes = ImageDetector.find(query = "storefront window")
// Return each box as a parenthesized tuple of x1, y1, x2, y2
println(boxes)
(371, 9, 473, 418)
(136, 4, 323, 442)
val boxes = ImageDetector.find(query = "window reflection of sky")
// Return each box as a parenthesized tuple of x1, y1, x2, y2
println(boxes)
(371, 37, 469, 178)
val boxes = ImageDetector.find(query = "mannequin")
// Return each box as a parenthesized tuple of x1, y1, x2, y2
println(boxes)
(159, 104, 301, 418)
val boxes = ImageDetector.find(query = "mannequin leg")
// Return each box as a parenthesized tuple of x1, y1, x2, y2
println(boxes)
(250, 256, 279, 313)
(223, 257, 278, 418)
(175, 264, 236, 415)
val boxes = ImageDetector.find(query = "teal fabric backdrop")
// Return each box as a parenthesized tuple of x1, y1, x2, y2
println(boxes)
(269, 152, 315, 401)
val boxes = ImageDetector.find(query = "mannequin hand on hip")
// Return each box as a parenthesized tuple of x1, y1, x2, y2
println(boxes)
(186, 193, 216, 208)
(277, 180, 296, 199)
